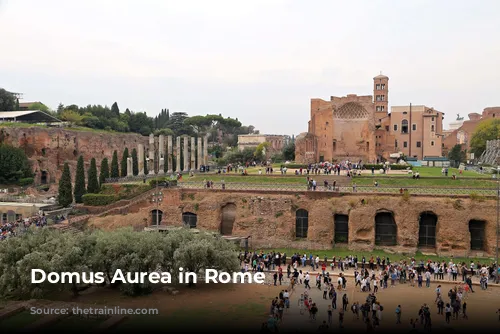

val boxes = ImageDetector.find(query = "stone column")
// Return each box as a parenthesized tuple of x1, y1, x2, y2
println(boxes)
(183, 136, 189, 172)
(138, 144, 145, 176)
(197, 137, 202, 170)
(190, 137, 196, 172)
(203, 135, 209, 166)
(176, 136, 181, 172)
(167, 135, 173, 174)
(148, 134, 155, 175)
(127, 157, 133, 177)
(158, 135, 165, 175)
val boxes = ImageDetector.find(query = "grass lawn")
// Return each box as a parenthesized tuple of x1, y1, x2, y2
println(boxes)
(0, 122, 48, 128)
(180, 174, 307, 184)
(350, 177, 496, 188)
(260, 247, 494, 265)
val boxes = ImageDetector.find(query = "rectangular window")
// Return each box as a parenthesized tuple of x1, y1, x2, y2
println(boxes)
(393, 124, 398, 131)
(381, 95, 385, 101)
(381, 84, 385, 90)
(431, 141, 435, 146)
(412, 124, 417, 131)
(376, 84, 380, 90)
(431, 125, 435, 132)
(376, 95, 380, 101)
(416, 141, 421, 148)
(381, 106, 385, 111)
(403, 141, 407, 148)
(432, 117, 435, 122)
(385, 126, 389, 131)
(376, 106, 380, 111)
(395, 140, 398, 147)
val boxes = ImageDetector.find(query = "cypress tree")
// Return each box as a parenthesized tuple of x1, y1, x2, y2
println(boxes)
(143, 151, 148, 175)
(120, 147, 129, 177)
(111, 150, 119, 178)
(58, 162, 73, 207)
(99, 157, 110, 186)
(73, 156, 86, 203)
(87, 158, 99, 193)
(131, 148, 138, 176)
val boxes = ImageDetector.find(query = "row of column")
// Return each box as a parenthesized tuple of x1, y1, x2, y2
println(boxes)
(127, 134, 209, 177)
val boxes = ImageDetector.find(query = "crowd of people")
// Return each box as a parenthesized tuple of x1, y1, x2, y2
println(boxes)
(0, 214, 49, 241)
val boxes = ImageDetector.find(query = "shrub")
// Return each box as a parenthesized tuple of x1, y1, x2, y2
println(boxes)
(363, 164, 412, 170)
(469, 192, 486, 202)
(18, 177, 34, 186)
(82, 194, 117, 206)
(149, 178, 177, 187)
(284, 163, 308, 169)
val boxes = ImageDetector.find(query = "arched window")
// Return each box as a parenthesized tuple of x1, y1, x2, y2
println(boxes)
(295, 209, 309, 238)
(401, 119, 408, 134)
(182, 212, 197, 228)
(221, 203, 236, 235)
(151, 210, 163, 225)
(334, 214, 349, 243)
(469, 220, 486, 251)
(418, 212, 437, 248)
(375, 211, 397, 246)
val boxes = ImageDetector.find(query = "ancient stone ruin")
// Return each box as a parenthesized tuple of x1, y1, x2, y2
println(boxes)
(479, 139, 500, 166)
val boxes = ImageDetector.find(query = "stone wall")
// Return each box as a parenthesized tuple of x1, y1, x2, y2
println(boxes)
(0, 127, 148, 184)
(87, 189, 498, 256)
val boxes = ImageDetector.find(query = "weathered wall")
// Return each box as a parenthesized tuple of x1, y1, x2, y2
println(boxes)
(0, 127, 148, 184)
(88, 189, 498, 256)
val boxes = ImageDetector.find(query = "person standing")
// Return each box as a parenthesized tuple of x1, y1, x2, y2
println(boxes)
(445, 303, 452, 324)
(395, 305, 402, 324)
(327, 305, 333, 325)
(342, 293, 349, 311)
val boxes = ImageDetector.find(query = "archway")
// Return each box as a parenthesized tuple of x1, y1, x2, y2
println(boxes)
(7, 210, 15, 223)
(334, 214, 349, 243)
(182, 212, 197, 228)
(418, 212, 437, 248)
(221, 203, 236, 235)
(469, 220, 486, 251)
(375, 211, 397, 246)
(151, 209, 163, 225)
(295, 209, 309, 238)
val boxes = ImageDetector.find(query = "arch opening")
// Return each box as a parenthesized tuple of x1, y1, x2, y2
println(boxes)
(469, 220, 486, 251)
(401, 119, 408, 134)
(151, 209, 163, 225)
(375, 212, 397, 246)
(182, 212, 197, 228)
(418, 212, 437, 248)
(334, 214, 349, 243)
(221, 203, 236, 235)
(295, 209, 309, 238)
(41, 171, 48, 184)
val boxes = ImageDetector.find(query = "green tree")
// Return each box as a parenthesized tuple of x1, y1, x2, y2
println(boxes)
(470, 118, 500, 157)
(282, 141, 295, 161)
(28, 102, 50, 113)
(448, 144, 466, 166)
(58, 162, 73, 207)
(110, 150, 119, 178)
(99, 158, 110, 186)
(0, 144, 32, 184)
(15, 99, 20, 111)
(120, 147, 129, 177)
(254, 142, 270, 161)
(87, 158, 99, 193)
(73, 156, 86, 203)
(131, 148, 138, 176)
(111, 102, 120, 117)
(0, 88, 16, 111)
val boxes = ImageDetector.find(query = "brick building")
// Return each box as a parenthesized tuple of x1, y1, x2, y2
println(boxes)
(237, 134, 287, 153)
(295, 74, 445, 163)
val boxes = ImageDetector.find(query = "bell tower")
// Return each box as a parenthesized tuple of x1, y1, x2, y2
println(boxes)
(373, 72, 389, 117)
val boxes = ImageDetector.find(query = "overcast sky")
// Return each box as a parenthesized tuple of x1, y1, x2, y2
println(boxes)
(1, 0, 499, 135)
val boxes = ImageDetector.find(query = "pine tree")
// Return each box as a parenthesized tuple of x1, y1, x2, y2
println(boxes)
(58, 162, 73, 207)
(120, 147, 129, 177)
(131, 148, 138, 176)
(111, 150, 119, 178)
(99, 157, 110, 186)
(144, 151, 148, 175)
(111, 102, 120, 117)
(87, 158, 100, 193)
(74, 156, 86, 203)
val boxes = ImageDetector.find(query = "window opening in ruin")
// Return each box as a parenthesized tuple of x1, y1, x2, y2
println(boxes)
(41, 148, 46, 156)
(375, 212, 397, 246)
(333, 141, 336, 152)
(151, 210, 163, 225)
(334, 214, 349, 243)
(418, 212, 437, 248)
(221, 203, 236, 236)
(295, 209, 308, 238)
(401, 120, 408, 134)
(366, 141, 369, 151)
(182, 212, 197, 228)
(469, 220, 486, 251)
(41, 171, 48, 184)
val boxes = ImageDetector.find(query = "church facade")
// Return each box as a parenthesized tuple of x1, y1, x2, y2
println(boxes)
(295, 74, 445, 163)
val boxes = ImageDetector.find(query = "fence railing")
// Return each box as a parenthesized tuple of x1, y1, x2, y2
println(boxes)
(177, 182, 500, 196)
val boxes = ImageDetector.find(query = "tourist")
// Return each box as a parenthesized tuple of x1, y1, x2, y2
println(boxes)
(395, 304, 402, 324)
